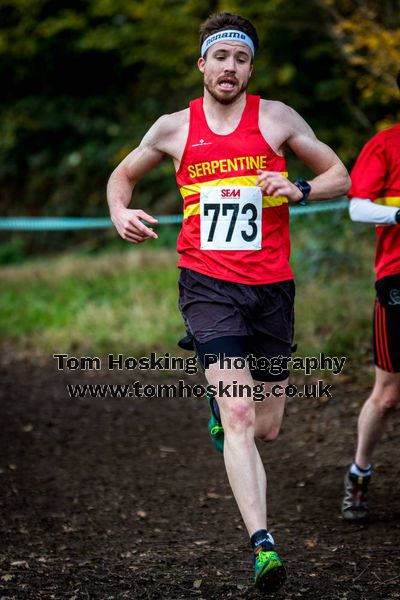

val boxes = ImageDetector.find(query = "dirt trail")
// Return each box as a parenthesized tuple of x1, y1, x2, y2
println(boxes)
(0, 356, 399, 599)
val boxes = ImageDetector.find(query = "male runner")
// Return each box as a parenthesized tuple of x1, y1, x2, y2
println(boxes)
(342, 74, 400, 523)
(107, 12, 350, 592)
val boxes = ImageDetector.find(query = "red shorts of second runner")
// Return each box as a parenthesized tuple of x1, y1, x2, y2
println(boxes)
(373, 274, 400, 372)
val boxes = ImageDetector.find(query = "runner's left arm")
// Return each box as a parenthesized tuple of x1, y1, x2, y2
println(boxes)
(349, 198, 400, 225)
(257, 105, 350, 201)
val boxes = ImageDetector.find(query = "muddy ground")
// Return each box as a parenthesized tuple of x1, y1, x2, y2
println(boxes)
(0, 354, 399, 600)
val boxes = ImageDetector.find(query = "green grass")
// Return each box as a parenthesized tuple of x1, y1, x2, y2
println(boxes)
(0, 213, 377, 361)
(291, 211, 376, 363)
(0, 249, 184, 355)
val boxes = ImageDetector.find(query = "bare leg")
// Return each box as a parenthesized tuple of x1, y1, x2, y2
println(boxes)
(355, 367, 400, 468)
(206, 363, 287, 535)
(254, 379, 287, 442)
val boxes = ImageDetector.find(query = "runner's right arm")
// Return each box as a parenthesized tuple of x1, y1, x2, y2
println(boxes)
(107, 116, 171, 244)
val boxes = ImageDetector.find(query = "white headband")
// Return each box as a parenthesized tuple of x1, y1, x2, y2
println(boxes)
(201, 29, 255, 59)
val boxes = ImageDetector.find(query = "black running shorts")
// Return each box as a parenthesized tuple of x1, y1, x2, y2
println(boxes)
(178, 268, 295, 382)
(373, 274, 400, 372)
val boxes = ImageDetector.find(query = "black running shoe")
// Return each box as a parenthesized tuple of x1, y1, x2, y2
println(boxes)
(341, 469, 370, 522)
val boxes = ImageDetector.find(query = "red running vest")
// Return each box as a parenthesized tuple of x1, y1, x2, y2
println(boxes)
(349, 124, 400, 280)
(175, 95, 293, 284)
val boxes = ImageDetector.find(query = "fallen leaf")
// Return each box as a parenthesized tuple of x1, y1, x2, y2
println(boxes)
(206, 492, 221, 499)
(18, 527, 29, 535)
(194, 540, 209, 546)
(136, 510, 147, 519)
(1, 574, 14, 581)
(11, 560, 29, 568)
(193, 579, 202, 589)
(21, 424, 33, 432)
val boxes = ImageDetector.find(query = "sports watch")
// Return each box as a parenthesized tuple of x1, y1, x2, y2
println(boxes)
(395, 209, 400, 224)
(294, 178, 311, 205)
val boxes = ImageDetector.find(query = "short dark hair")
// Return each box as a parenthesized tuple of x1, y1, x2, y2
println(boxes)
(199, 12, 259, 61)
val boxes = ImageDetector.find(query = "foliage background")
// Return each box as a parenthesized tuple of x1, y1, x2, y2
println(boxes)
(0, 0, 399, 227)
(0, 0, 399, 357)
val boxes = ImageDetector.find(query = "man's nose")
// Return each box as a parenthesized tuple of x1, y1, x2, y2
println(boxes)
(223, 57, 236, 72)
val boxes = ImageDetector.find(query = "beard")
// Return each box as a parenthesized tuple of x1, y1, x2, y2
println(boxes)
(204, 78, 248, 105)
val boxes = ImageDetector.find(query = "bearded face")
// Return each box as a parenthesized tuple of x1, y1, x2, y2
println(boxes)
(204, 72, 249, 105)
(198, 42, 253, 105)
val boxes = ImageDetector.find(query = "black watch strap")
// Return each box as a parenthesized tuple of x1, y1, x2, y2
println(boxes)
(294, 178, 311, 204)
(395, 209, 400, 224)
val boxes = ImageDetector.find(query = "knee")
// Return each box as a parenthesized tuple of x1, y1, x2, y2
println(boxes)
(256, 423, 281, 443)
(371, 387, 400, 414)
(376, 393, 399, 413)
(223, 401, 254, 433)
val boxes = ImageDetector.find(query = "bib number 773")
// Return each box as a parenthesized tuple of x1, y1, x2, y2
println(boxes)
(200, 186, 262, 250)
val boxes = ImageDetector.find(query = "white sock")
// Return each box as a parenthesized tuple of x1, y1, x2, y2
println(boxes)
(350, 462, 372, 477)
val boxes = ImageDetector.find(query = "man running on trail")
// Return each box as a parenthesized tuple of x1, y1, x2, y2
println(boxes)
(107, 12, 350, 593)
(342, 73, 400, 523)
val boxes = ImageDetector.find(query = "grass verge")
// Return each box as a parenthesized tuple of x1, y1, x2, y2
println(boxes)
(0, 213, 377, 364)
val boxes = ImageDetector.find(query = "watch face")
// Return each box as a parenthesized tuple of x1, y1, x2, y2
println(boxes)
(297, 179, 311, 193)
(293, 179, 310, 204)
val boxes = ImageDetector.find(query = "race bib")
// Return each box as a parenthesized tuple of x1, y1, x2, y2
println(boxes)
(200, 186, 262, 250)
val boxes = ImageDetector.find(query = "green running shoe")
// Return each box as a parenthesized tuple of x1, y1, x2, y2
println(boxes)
(253, 546, 287, 593)
(207, 390, 224, 453)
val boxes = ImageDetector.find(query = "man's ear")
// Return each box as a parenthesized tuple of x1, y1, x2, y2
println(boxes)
(198, 57, 206, 73)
